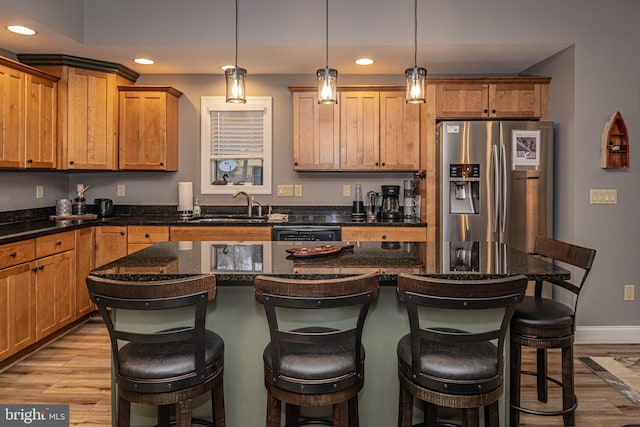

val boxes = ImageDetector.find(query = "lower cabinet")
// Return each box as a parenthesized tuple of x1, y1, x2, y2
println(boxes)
(75, 227, 95, 317)
(127, 225, 169, 254)
(35, 251, 75, 341)
(0, 263, 37, 360)
(170, 226, 272, 241)
(95, 226, 127, 267)
(341, 226, 427, 242)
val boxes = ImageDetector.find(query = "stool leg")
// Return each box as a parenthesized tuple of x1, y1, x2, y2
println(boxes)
(285, 404, 299, 427)
(332, 401, 349, 427)
(266, 392, 281, 427)
(117, 396, 130, 427)
(463, 408, 479, 427)
(425, 403, 437, 427)
(536, 348, 548, 403)
(348, 395, 359, 426)
(485, 402, 499, 427)
(562, 344, 576, 426)
(398, 383, 413, 427)
(175, 399, 192, 427)
(509, 338, 522, 427)
(212, 378, 226, 427)
(157, 405, 170, 427)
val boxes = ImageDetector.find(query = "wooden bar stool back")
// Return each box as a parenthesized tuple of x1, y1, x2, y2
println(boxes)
(397, 274, 528, 427)
(254, 272, 379, 427)
(86, 274, 225, 427)
(510, 236, 596, 426)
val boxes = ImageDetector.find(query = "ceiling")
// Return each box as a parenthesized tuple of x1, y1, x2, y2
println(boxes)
(0, 0, 570, 77)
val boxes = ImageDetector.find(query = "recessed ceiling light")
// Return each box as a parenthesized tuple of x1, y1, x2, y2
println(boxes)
(6, 25, 36, 35)
(355, 58, 374, 66)
(220, 65, 235, 71)
(133, 58, 155, 65)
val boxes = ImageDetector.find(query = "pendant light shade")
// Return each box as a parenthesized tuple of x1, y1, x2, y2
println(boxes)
(405, 0, 427, 104)
(226, 0, 246, 104)
(317, 0, 338, 104)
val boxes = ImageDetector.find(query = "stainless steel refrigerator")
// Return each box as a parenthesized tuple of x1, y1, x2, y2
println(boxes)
(436, 121, 554, 254)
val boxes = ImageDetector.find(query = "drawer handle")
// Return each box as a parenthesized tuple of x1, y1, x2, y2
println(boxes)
(10, 252, 17, 257)
(69, 160, 74, 165)
(56, 241, 62, 246)
(145, 233, 150, 238)
(120, 231, 126, 236)
(382, 235, 387, 240)
(38, 265, 44, 270)
(32, 267, 38, 272)
(27, 159, 33, 163)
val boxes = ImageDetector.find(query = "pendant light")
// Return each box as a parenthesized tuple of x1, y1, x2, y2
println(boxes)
(226, 0, 247, 103)
(317, 0, 338, 104)
(405, 0, 427, 104)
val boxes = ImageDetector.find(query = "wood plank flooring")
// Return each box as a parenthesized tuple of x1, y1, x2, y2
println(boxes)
(0, 319, 639, 426)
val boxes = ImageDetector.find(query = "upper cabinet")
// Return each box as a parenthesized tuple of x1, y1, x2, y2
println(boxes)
(290, 86, 420, 171)
(0, 57, 58, 169)
(435, 78, 550, 120)
(18, 54, 139, 170)
(118, 86, 182, 171)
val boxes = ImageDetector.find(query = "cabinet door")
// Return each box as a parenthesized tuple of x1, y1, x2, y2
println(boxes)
(0, 263, 36, 361)
(65, 67, 117, 170)
(0, 63, 25, 168)
(340, 91, 380, 170)
(436, 83, 489, 119)
(95, 226, 127, 267)
(489, 83, 541, 118)
(75, 227, 95, 317)
(35, 251, 75, 340)
(292, 91, 340, 170)
(25, 74, 56, 169)
(379, 92, 420, 170)
(119, 89, 179, 171)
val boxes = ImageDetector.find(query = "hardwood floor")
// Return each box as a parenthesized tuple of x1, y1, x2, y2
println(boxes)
(0, 319, 639, 426)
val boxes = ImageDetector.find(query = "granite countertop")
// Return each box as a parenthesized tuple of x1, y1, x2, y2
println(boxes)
(90, 240, 570, 286)
(0, 205, 426, 245)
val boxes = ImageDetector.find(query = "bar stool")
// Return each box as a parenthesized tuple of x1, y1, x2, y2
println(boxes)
(86, 273, 225, 427)
(510, 236, 596, 426)
(396, 274, 528, 427)
(254, 272, 379, 427)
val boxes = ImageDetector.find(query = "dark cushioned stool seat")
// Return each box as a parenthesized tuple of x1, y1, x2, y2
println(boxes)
(512, 297, 574, 330)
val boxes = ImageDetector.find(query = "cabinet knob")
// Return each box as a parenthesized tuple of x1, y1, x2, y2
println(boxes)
(160, 162, 164, 166)
(382, 235, 387, 240)
(294, 162, 298, 166)
(375, 162, 379, 166)
(9, 252, 17, 257)
(38, 265, 44, 270)
(145, 233, 150, 238)
(56, 241, 62, 246)
(483, 109, 488, 114)
(491, 109, 496, 114)
(120, 231, 126, 236)
(27, 159, 33, 163)
(69, 160, 74, 165)
(32, 267, 38, 272)
(381, 162, 386, 167)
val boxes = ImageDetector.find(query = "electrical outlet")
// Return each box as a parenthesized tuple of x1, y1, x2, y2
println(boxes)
(294, 184, 303, 197)
(36, 185, 43, 199)
(624, 284, 635, 301)
(589, 189, 617, 204)
(343, 184, 351, 197)
(117, 184, 126, 197)
(277, 184, 293, 196)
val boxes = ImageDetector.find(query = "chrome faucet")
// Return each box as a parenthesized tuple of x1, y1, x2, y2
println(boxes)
(232, 191, 252, 217)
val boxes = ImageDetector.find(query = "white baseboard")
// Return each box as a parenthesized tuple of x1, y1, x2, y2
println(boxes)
(575, 326, 640, 344)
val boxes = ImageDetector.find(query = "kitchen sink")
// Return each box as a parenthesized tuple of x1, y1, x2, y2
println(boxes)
(188, 214, 268, 223)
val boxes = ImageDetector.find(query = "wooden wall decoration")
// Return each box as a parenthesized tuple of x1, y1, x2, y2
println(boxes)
(601, 111, 629, 168)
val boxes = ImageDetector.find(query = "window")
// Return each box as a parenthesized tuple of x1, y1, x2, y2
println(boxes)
(200, 96, 272, 195)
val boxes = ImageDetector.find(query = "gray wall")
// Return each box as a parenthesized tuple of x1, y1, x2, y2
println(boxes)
(1, 0, 640, 334)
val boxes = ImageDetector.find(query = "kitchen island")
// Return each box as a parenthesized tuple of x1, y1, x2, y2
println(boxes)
(90, 240, 569, 426)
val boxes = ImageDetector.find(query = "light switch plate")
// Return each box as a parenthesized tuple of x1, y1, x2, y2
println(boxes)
(589, 189, 617, 204)
(36, 185, 43, 199)
(343, 184, 351, 197)
(117, 184, 126, 197)
(294, 184, 303, 197)
(277, 185, 293, 196)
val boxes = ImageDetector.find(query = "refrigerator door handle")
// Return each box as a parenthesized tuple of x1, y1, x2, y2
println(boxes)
(500, 143, 507, 233)
(491, 145, 499, 233)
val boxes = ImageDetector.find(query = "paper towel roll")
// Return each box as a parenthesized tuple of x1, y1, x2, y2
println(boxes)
(178, 182, 193, 212)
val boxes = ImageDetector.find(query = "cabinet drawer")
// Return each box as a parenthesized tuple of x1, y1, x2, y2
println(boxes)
(127, 226, 169, 244)
(341, 226, 426, 242)
(0, 239, 36, 269)
(170, 226, 272, 241)
(36, 231, 75, 258)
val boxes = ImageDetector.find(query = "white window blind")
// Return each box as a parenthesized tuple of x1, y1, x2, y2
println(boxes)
(209, 109, 264, 159)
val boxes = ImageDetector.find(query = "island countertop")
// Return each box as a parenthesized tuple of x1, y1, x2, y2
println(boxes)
(90, 240, 570, 284)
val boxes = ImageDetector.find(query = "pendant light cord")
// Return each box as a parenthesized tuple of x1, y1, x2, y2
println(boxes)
(235, 0, 239, 68)
(413, 0, 418, 67)
(325, 0, 329, 68)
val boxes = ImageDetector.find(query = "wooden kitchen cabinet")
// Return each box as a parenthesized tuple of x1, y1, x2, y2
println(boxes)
(340, 91, 380, 170)
(18, 54, 138, 170)
(75, 227, 95, 317)
(118, 86, 182, 171)
(435, 78, 549, 119)
(35, 251, 75, 340)
(0, 56, 57, 169)
(341, 226, 427, 242)
(127, 225, 169, 254)
(379, 91, 420, 170)
(0, 262, 37, 361)
(291, 90, 340, 170)
(95, 226, 128, 267)
(170, 226, 272, 242)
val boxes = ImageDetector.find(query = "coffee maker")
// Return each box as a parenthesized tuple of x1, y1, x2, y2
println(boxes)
(380, 185, 402, 221)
